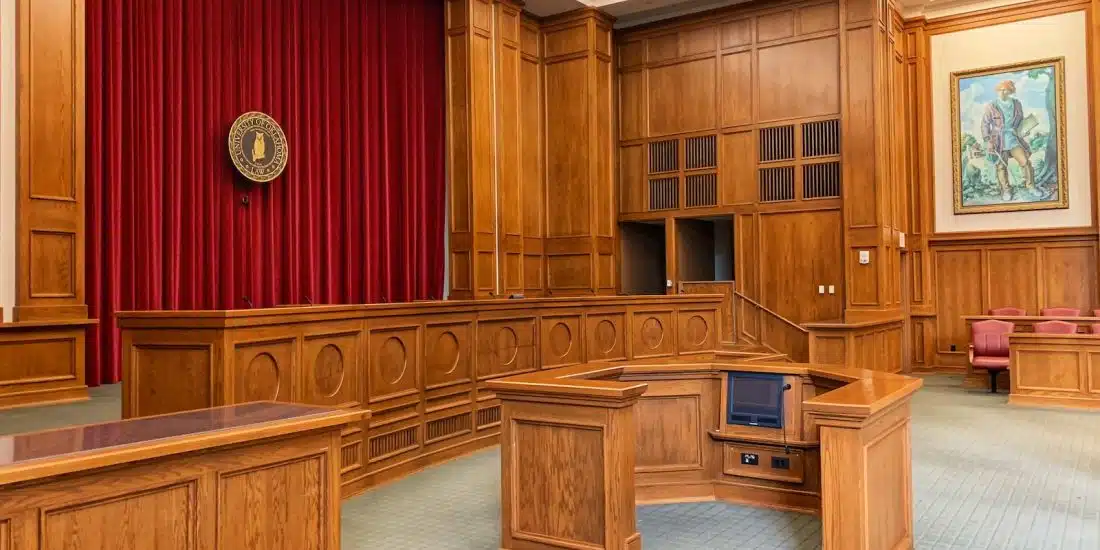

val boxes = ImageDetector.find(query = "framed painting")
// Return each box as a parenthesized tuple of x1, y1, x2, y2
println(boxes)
(951, 57, 1068, 214)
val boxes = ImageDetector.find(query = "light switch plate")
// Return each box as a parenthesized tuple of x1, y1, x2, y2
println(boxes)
(666, 279, 673, 288)
(899, 232, 906, 248)
(859, 250, 870, 264)
(818, 285, 825, 294)
(828, 285, 835, 294)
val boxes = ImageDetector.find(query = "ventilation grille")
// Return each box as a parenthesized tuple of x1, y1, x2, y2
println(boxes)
(649, 177, 679, 210)
(427, 413, 472, 443)
(368, 426, 418, 462)
(648, 140, 678, 174)
(759, 166, 795, 202)
(685, 174, 718, 208)
(802, 119, 840, 158)
(803, 162, 841, 199)
(685, 135, 717, 170)
(759, 125, 795, 162)
(340, 440, 362, 474)
(477, 406, 501, 429)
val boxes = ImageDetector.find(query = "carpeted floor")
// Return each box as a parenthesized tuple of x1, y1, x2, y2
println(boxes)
(3, 375, 1098, 549)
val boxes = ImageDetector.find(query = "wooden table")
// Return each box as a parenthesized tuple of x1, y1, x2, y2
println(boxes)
(0, 402, 364, 550)
(489, 353, 922, 550)
(1008, 333, 1100, 410)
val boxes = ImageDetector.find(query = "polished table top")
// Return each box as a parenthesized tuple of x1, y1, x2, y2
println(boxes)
(0, 402, 364, 486)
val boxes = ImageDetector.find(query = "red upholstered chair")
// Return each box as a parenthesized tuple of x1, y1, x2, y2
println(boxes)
(969, 319, 1013, 394)
(1041, 307, 1081, 317)
(989, 307, 1026, 316)
(1034, 320, 1077, 334)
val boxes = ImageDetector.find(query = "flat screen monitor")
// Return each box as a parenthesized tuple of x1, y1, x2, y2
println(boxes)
(726, 372, 784, 429)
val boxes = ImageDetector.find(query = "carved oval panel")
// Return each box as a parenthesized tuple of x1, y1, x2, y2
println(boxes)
(314, 344, 345, 397)
(549, 322, 573, 358)
(595, 320, 618, 354)
(641, 317, 665, 350)
(379, 337, 408, 385)
(687, 315, 710, 346)
(243, 352, 280, 401)
(433, 331, 461, 375)
(496, 327, 519, 365)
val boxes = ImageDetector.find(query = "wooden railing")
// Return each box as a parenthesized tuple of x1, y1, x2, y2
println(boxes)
(679, 280, 735, 343)
(732, 290, 810, 362)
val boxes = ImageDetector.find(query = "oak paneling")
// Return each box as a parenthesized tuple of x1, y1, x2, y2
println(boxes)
(0, 321, 92, 410)
(636, 380, 704, 472)
(757, 10, 796, 42)
(930, 239, 1099, 367)
(720, 131, 756, 205)
(632, 310, 676, 359)
(720, 52, 753, 128)
(760, 211, 843, 323)
(648, 58, 717, 136)
(219, 455, 327, 550)
(620, 70, 646, 141)
(756, 36, 840, 122)
(512, 421, 605, 544)
(15, 0, 86, 320)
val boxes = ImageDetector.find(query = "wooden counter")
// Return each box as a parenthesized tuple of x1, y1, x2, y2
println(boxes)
(489, 355, 921, 550)
(0, 402, 363, 549)
(116, 295, 723, 496)
(1008, 333, 1100, 410)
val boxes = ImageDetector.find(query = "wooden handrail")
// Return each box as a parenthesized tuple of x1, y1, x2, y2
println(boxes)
(732, 290, 809, 334)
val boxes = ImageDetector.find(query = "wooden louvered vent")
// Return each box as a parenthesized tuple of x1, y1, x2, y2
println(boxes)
(803, 162, 841, 199)
(759, 125, 795, 163)
(648, 139, 678, 174)
(685, 135, 716, 169)
(802, 119, 840, 157)
(649, 177, 679, 210)
(685, 174, 717, 208)
(759, 166, 795, 202)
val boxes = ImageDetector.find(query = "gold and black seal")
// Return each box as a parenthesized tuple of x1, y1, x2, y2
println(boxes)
(228, 111, 288, 183)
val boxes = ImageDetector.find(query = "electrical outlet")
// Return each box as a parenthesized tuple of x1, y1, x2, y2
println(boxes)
(950, 344, 957, 352)
(818, 285, 825, 295)
(666, 279, 673, 288)
(828, 285, 835, 295)
(859, 250, 871, 265)
(741, 453, 759, 466)
(771, 456, 790, 470)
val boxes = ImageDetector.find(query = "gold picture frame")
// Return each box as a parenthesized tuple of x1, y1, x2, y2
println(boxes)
(950, 57, 1068, 214)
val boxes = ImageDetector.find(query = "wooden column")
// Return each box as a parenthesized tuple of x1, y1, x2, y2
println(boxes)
(494, 381, 644, 550)
(840, 0, 905, 323)
(446, 0, 498, 299)
(542, 8, 617, 296)
(14, 0, 86, 321)
(808, 395, 915, 549)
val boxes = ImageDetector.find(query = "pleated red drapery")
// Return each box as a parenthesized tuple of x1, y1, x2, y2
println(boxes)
(85, 0, 446, 386)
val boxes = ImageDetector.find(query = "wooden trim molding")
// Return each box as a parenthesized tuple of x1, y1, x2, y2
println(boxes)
(14, 0, 87, 321)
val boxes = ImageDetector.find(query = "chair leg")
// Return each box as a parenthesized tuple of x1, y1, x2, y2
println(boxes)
(989, 370, 998, 394)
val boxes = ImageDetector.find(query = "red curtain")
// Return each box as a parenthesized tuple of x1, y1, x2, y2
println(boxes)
(85, 0, 446, 386)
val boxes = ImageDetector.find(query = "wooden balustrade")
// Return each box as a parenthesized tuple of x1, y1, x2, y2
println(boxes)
(117, 295, 722, 496)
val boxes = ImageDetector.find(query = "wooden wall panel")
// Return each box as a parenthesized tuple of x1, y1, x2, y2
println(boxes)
(546, 57, 591, 237)
(929, 239, 1099, 367)
(497, 3, 524, 295)
(719, 52, 753, 128)
(620, 70, 646, 141)
(756, 37, 840, 122)
(648, 58, 717, 136)
(760, 211, 843, 323)
(15, 0, 86, 320)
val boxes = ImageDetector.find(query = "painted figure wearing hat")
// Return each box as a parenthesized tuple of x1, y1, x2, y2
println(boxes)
(981, 79, 1035, 200)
